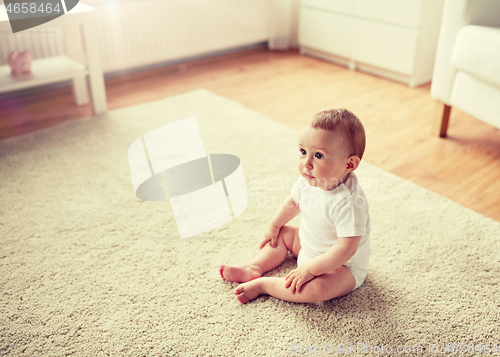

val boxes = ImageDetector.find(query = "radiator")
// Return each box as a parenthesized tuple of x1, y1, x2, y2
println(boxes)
(0, 28, 64, 65)
(0, 0, 270, 72)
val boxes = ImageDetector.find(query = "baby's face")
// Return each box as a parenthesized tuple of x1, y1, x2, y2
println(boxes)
(298, 125, 351, 190)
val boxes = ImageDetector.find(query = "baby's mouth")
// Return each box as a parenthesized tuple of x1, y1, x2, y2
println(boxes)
(303, 173, 314, 179)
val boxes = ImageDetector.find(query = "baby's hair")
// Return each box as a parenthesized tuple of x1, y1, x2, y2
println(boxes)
(307, 108, 366, 160)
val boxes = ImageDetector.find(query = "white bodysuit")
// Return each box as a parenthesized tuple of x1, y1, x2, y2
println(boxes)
(290, 172, 371, 290)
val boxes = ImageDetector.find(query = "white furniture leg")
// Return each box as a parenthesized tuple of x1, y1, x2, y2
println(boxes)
(81, 18, 107, 115)
(64, 23, 89, 106)
(71, 76, 89, 106)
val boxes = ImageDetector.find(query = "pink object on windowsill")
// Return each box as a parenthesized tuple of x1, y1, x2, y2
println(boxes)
(7, 50, 32, 76)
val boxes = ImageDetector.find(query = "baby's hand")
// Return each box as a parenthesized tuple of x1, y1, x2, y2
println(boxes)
(259, 225, 281, 249)
(285, 266, 315, 294)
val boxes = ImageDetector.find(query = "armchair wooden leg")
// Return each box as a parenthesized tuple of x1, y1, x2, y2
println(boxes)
(432, 100, 451, 138)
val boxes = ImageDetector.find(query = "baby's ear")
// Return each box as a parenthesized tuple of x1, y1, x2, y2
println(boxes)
(347, 155, 361, 171)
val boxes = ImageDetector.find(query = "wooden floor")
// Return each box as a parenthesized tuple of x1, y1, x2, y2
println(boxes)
(1, 47, 499, 221)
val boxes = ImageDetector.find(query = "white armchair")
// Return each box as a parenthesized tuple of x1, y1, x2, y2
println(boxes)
(430, 0, 500, 137)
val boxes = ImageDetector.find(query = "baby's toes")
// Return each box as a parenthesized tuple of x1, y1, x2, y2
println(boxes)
(234, 285, 244, 295)
(219, 265, 226, 280)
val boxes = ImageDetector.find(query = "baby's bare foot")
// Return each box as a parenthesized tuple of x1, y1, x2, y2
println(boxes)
(234, 279, 264, 304)
(219, 264, 262, 283)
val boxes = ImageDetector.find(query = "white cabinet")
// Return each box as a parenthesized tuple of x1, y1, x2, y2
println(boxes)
(0, 3, 107, 115)
(298, 0, 444, 87)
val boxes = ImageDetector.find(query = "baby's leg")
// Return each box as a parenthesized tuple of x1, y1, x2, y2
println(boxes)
(235, 266, 355, 304)
(220, 225, 300, 283)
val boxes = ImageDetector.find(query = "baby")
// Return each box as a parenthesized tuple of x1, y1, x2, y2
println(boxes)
(220, 109, 371, 304)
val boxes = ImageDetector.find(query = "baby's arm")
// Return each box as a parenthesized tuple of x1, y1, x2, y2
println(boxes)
(260, 195, 300, 249)
(307, 236, 361, 276)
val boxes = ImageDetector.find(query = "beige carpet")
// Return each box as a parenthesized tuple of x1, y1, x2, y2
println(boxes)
(1, 89, 499, 356)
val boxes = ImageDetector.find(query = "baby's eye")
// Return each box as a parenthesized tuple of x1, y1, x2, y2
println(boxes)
(315, 152, 324, 159)
(300, 149, 306, 155)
